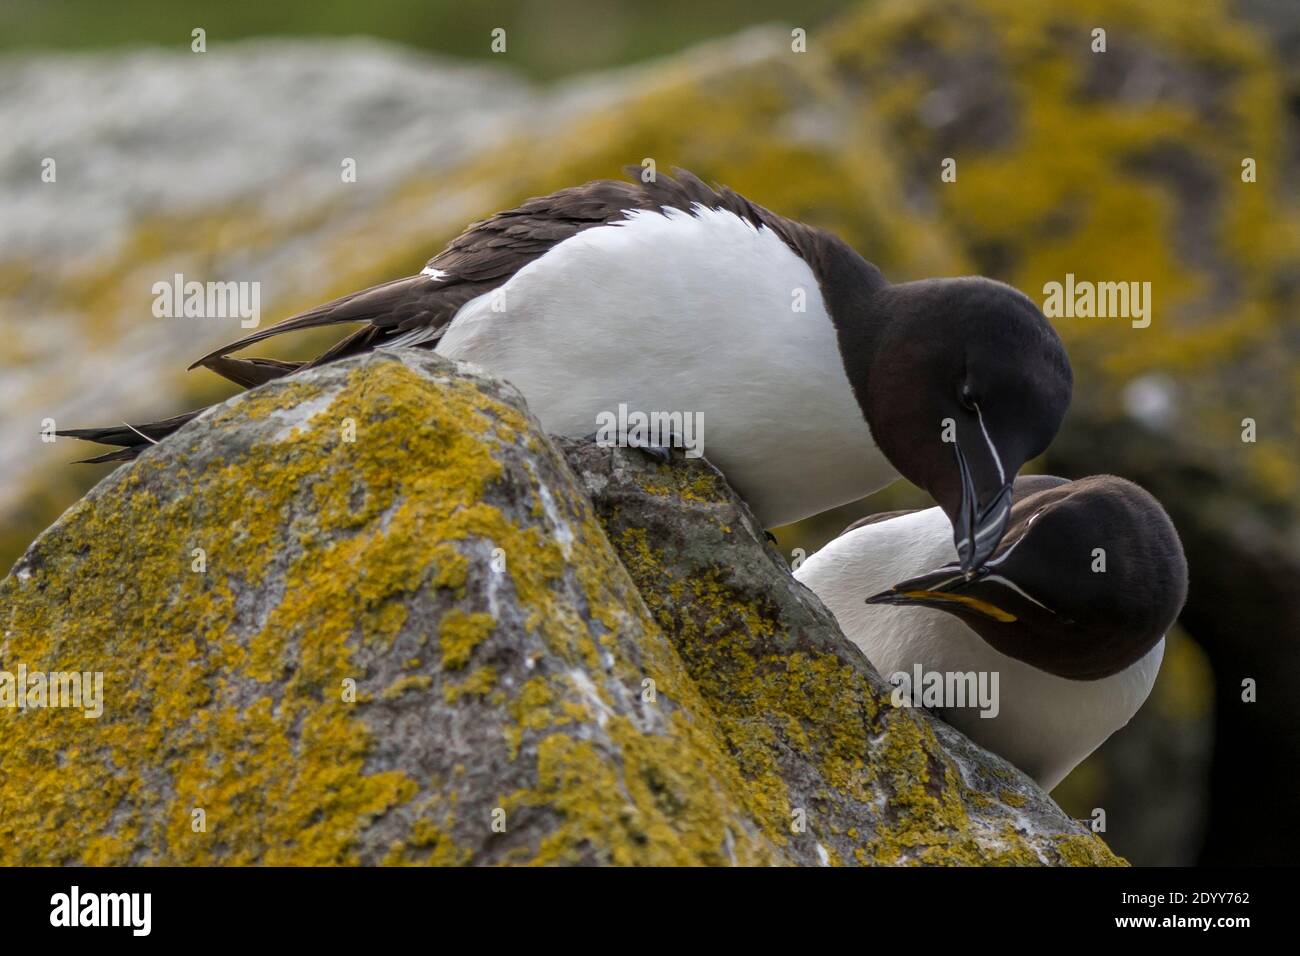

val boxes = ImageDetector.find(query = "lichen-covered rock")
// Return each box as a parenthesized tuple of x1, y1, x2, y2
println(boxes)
(1, 351, 1118, 865)
(559, 439, 1116, 866)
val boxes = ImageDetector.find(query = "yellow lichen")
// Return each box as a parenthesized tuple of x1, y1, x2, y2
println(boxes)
(439, 611, 496, 671)
(443, 665, 497, 703)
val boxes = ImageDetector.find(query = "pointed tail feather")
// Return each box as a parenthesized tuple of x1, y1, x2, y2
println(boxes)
(57, 408, 207, 462)
(73, 445, 150, 464)
(204, 355, 302, 388)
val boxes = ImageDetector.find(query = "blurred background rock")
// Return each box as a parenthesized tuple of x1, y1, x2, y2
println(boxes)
(2, 0, 1295, 864)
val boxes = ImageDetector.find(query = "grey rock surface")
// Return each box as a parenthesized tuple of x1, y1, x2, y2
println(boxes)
(1, 350, 1120, 865)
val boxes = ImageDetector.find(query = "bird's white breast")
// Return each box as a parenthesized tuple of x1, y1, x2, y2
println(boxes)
(793, 505, 1164, 790)
(435, 205, 895, 526)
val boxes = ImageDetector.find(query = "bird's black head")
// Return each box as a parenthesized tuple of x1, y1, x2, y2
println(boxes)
(865, 475, 1188, 680)
(850, 277, 1072, 573)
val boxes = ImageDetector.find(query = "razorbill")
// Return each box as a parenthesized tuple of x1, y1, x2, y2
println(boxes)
(64, 168, 1071, 567)
(793, 474, 1187, 790)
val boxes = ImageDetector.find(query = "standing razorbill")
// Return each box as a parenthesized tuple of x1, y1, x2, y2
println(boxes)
(63, 168, 1071, 568)
(794, 474, 1187, 790)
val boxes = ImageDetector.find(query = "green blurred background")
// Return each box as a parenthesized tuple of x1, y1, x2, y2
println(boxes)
(0, 0, 850, 79)
(2, 0, 1297, 864)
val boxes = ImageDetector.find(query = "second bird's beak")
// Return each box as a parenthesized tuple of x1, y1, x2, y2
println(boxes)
(952, 440, 1013, 576)
(864, 566, 1017, 623)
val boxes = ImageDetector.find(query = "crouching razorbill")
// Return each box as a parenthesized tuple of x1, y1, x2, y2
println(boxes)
(794, 474, 1187, 790)
(63, 168, 1071, 569)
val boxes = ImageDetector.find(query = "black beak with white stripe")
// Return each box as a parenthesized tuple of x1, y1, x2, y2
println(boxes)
(865, 562, 1033, 624)
(951, 406, 1014, 575)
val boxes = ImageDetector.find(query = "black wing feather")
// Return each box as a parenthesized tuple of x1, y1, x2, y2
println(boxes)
(190, 168, 820, 371)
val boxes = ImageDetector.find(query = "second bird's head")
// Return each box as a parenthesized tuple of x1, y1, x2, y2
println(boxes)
(847, 277, 1072, 573)
(864, 475, 1188, 681)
